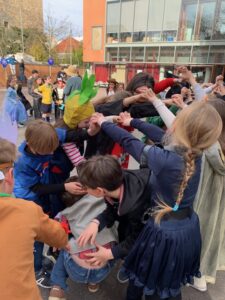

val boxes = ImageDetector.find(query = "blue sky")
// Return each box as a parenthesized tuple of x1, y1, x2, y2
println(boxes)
(43, 0, 83, 36)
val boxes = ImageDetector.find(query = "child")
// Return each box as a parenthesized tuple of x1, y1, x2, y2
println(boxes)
(89, 100, 222, 300)
(76, 155, 151, 277)
(4, 75, 27, 127)
(13, 120, 82, 288)
(0, 137, 68, 300)
(35, 75, 53, 122)
(49, 176, 118, 299)
(53, 78, 65, 120)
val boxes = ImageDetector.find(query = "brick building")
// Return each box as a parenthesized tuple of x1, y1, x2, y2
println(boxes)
(0, 0, 43, 30)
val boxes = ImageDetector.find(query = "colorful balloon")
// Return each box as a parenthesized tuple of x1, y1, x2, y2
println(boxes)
(48, 58, 54, 66)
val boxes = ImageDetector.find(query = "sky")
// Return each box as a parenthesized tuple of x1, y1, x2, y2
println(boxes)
(43, 0, 83, 36)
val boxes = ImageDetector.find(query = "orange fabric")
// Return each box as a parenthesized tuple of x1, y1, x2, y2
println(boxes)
(0, 197, 68, 300)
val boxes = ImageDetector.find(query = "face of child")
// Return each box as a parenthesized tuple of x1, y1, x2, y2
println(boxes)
(10, 77, 17, 87)
(57, 80, 64, 88)
(109, 83, 115, 90)
(135, 86, 149, 94)
(78, 118, 90, 129)
(46, 77, 52, 84)
(36, 78, 42, 85)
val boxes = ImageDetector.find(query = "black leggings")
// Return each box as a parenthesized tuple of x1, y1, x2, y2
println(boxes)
(126, 281, 182, 300)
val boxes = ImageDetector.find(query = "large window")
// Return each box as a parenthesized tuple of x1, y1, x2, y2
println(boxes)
(106, 48, 118, 61)
(147, 0, 164, 41)
(131, 47, 145, 62)
(159, 47, 175, 63)
(106, 0, 120, 43)
(213, 0, 225, 39)
(175, 46, 191, 63)
(133, 0, 148, 42)
(208, 46, 225, 64)
(191, 46, 209, 63)
(119, 47, 131, 62)
(120, 0, 135, 42)
(195, 0, 216, 40)
(178, 0, 197, 41)
(145, 47, 159, 62)
(162, 0, 181, 41)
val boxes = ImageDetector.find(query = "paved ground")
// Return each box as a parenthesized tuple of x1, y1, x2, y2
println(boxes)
(1, 88, 225, 300)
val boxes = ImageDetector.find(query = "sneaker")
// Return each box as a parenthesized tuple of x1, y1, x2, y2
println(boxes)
(189, 276, 207, 292)
(18, 123, 25, 128)
(49, 286, 66, 300)
(117, 268, 129, 284)
(36, 270, 51, 289)
(87, 283, 99, 293)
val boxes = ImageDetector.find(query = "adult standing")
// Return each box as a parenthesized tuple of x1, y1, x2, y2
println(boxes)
(64, 65, 82, 98)
(27, 70, 41, 119)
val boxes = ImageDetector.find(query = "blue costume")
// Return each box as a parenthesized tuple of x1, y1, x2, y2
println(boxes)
(4, 87, 27, 124)
(100, 119, 202, 299)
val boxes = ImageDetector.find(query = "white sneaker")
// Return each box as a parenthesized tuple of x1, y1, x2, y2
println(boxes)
(189, 276, 207, 292)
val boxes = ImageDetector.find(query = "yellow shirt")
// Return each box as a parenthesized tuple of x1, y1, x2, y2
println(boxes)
(38, 84, 53, 105)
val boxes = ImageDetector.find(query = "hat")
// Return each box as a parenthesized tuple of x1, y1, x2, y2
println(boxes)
(64, 65, 78, 77)
(63, 72, 98, 129)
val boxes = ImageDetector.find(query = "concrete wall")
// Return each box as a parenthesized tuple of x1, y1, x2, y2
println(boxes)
(0, 0, 43, 29)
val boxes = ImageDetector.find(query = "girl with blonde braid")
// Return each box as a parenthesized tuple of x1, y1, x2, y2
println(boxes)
(86, 98, 222, 300)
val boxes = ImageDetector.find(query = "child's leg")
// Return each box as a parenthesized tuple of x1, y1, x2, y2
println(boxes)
(50, 250, 68, 291)
(46, 113, 50, 122)
(145, 293, 182, 300)
(34, 241, 44, 273)
(126, 280, 143, 300)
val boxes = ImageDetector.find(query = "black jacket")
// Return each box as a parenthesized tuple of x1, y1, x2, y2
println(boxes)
(96, 168, 151, 259)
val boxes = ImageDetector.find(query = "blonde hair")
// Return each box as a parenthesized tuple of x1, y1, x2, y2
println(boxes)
(25, 120, 59, 155)
(154, 102, 222, 224)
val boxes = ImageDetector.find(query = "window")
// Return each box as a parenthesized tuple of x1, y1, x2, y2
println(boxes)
(195, 0, 216, 40)
(133, 0, 149, 42)
(208, 46, 225, 64)
(178, 0, 197, 41)
(4, 21, 9, 28)
(106, 48, 118, 61)
(213, 0, 225, 40)
(162, 0, 181, 41)
(120, 0, 135, 42)
(106, 0, 120, 43)
(159, 47, 175, 63)
(131, 47, 144, 62)
(118, 47, 131, 62)
(92, 27, 102, 50)
(175, 46, 191, 63)
(191, 46, 209, 63)
(147, 0, 164, 41)
(145, 47, 159, 62)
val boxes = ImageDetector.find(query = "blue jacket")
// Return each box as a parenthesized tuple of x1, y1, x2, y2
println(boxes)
(14, 128, 67, 211)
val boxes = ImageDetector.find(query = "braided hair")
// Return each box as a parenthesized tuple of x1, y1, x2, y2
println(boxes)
(154, 101, 222, 224)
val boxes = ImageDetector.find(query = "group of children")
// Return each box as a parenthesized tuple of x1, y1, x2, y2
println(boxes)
(1, 67, 225, 300)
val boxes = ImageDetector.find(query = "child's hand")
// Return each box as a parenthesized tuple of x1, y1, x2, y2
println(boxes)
(85, 244, 113, 266)
(143, 89, 158, 103)
(91, 113, 107, 126)
(88, 120, 101, 136)
(118, 112, 133, 127)
(64, 182, 87, 195)
(171, 94, 186, 109)
(77, 221, 99, 247)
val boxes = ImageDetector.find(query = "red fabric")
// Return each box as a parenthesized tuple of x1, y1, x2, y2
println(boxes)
(111, 126, 134, 169)
(60, 219, 71, 234)
(154, 78, 175, 94)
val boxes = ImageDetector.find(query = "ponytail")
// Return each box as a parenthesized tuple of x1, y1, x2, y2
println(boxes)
(154, 151, 196, 224)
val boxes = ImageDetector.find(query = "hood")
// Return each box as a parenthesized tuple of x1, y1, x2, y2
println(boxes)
(119, 168, 151, 216)
(204, 142, 225, 175)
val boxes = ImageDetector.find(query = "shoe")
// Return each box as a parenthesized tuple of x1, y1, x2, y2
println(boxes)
(42, 256, 55, 272)
(189, 276, 207, 292)
(18, 123, 25, 128)
(87, 283, 99, 293)
(36, 270, 51, 289)
(43, 247, 59, 264)
(117, 268, 129, 284)
(49, 286, 66, 300)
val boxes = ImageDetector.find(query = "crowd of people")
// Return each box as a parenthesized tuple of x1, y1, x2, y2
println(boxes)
(0, 65, 225, 300)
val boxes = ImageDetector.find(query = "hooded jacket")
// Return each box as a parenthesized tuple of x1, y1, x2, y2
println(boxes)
(194, 142, 225, 282)
(96, 168, 151, 259)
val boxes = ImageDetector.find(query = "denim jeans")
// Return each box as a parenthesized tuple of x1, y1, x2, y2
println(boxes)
(34, 241, 44, 272)
(51, 250, 115, 290)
